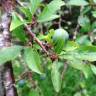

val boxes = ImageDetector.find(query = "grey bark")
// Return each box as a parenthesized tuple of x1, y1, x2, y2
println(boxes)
(0, 0, 18, 96)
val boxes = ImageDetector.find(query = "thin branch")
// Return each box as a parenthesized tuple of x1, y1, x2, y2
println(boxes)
(16, 0, 49, 55)
(61, 62, 68, 80)
(73, 24, 80, 40)
(73, 6, 84, 40)
(17, 13, 49, 55)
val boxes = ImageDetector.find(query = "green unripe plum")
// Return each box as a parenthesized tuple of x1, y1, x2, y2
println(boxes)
(52, 28, 69, 53)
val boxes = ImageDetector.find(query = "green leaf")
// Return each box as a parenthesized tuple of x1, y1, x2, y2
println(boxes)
(93, 0, 96, 3)
(38, 0, 65, 22)
(74, 92, 82, 96)
(0, 46, 22, 64)
(53, 28, 69, 54)
(62, 46, 96, 62)
(90, 64, 96, 75)
(51, 61, 61, 92)
(92, 21, 96, 29)
(12, 26, 27, 42)
(81, 6, 91, 15)
(78, 16, 90, 27)
(76, 35, 92, 45)
(67, 0, 89, 6)
(38, 15, 59, 23)
(30, 0, 41, 16)
(10, 12, 24, 31)
(92, 11, 96, 18)
(20, 7, 32, 22)
(24, 47, 43, 74)
(68, 59, 92, 78)
(64, 41, 79, 51)
(76, 46, 96, 61)
(28, 90, 39, 96)
(78, 16, 91, 33)
(44, 29, 55, 44)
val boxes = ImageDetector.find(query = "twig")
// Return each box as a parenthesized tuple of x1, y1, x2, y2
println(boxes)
(16, 0, 49, 55)
(17, 13, 49, 55)
(73, 6, 84, 40)
(73, 24, 80, 40)
(61, 62, 68, 80)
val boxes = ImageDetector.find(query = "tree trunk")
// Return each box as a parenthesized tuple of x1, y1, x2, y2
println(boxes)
(0, 0, 18, 96)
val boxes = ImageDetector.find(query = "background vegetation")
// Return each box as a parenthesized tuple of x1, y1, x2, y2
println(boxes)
(1, 0, 96, 96)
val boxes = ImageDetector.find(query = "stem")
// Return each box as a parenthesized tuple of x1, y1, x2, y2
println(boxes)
(16, 0, 49, 55)
(16, 13, 49, 55)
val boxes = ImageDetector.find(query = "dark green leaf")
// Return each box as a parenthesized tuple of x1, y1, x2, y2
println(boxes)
(12, 26, 27, 42)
